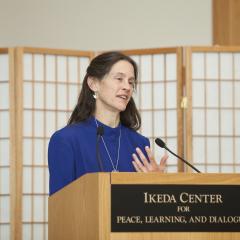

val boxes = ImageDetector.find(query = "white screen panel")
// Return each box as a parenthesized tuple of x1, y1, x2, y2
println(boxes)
(153, 111, 165, 137)
(45, 171, 49, 194)
(23, 167, 32, 194)
(153, 141, 165, 164)
(220, 53, 233, 80)
(33, 224, 44, 240)
(34, 83, 44, 109)
(34, 139, 44, 165)
(235, 82, 240, 107)
(207, 137, 219, 164)
(57, 84, 67, 110)
(166, 110, 177, 137)
(130, 51, 180, 172)
(234, 53, 240, 80)
(79, 57, 90, 82)
(0, 225, 10, 240)
(34, 111, 44, 137)
(235, 110, 240, 136)
(236, 138, 240, 163)
(0, 111, 9, 137)
(69, 84, 79, 110)
(206, 81, 218, 107)
(0, 140, 9, 166)
(24, 82, 33, 108)
(192, 137, 205, 164)
(23, 139, 32, 165)
(34, 54, 44, 81)
(167, 165, 178, 173)
(0, 55, 9, 81)
(0, 168, 9, 194)
(46, 55, 56, 82)
(153, 54, 164, 81)
(206, 165, 220, 173)
(57, 56, 67, 82)
(192, 81, 204, 107)
(21, 51, 92, 240)
(0, 83, 9, 109)
(46, 111, 56, 137)
(190, 49, 240, 173)
(140, 83, 152, 109)
(206, 53, 218, 79)
(192, 53, 204, 79)
(57, 112, 68, 130)
(140, 55, 152, 82)
(22, 224, 31, 240)
(33, 167, 44, 193)
(206, 109, 219, 135)
(68, 57, 78, 83)
(0, 52, 10, 240)
(221, 165, 234, 173)
(192, 109, 205, 135)
(165, 137, 178, 165)
(23, 110, 32, 137)
(132, 83, 140, 108)
(153, 83, 164, 109)
(46, 83, 56, 109)
(220, 110, 233, 135)
(166, 82, 176, 108)
(22, 195, 32, 222)
(23, 54, 32, 81)
(220, 82, 233, 107)
(221, 138, 233, 164)
(33, 196, 44, 222)
(0, 196, 10, 222)
(166, 54, 176, 81)
(141, 111, 152, 137)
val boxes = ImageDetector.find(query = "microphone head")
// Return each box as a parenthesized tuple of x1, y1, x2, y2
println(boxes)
(97, 126, 104, 136)
(155, 138, 166, 148)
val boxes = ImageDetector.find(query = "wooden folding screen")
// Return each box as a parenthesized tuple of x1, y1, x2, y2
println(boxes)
(186, 46, 240, 173)
(14, 47, 93, 240)
(1, 46, 240, 239)
(123, 48, 183, 172)
(0, 48, 15, 240)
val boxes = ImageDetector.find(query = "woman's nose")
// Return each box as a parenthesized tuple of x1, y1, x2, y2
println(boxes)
(122, 80, 131, 90)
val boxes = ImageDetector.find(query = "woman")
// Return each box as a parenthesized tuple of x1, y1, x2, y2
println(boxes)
(48, 51, 168, 195)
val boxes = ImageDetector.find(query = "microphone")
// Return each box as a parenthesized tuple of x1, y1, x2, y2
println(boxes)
(96, 126, 104, 171)
(155, 138, 201, 173)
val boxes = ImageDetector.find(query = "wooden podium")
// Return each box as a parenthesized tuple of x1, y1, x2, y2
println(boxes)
(49, 173, 240, 240)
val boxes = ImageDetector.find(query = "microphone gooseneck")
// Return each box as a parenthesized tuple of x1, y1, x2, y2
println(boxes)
(155, 138, 201, 173)
(96, 126, 104, 171)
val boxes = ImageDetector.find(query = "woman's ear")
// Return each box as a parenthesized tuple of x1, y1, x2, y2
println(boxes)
(87, 76, 98, 92)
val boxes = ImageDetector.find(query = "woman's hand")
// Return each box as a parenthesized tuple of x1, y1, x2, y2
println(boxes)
(132, 146, 168, 173)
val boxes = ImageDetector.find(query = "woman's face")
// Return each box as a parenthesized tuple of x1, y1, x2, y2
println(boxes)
(95, 60, 135, 113)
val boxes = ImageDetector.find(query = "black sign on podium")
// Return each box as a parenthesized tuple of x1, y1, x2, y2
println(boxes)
(111, 184, 240, 232)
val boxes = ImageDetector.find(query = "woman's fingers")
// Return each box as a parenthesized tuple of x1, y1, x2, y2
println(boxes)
(135, 147, 151, 169)
(132, 147, 168, 173)
(159, 153, 169, 172)
(145, 146, 158, 168)
(132, 161, 141, 172)
(132, 153, 148, 172)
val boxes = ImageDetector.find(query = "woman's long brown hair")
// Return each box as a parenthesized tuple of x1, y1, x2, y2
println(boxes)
(68, 51, 141, 130)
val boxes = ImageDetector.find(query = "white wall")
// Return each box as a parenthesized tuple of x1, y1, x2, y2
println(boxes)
(0, 0, 212, 51)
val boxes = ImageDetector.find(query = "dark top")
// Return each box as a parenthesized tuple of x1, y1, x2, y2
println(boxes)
(48, 116, 150, 195)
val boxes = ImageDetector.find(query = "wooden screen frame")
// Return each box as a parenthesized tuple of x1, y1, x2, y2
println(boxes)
(0, 48, 16, 240)
(14, 47, 94, 240)
(122, 48, 184, 171)
(185, 46, 240, 173)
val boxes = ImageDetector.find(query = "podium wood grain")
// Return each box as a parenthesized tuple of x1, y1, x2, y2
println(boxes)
(49, 172, 240, 240)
